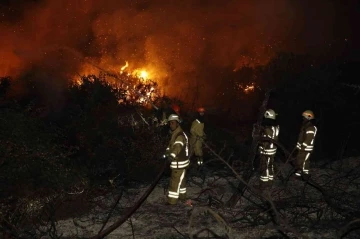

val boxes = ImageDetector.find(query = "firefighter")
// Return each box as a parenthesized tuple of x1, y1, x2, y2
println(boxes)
(171, 104, 181, 116)
(294, 110, 317, 177)
(190, 107, 206, 166)
(164, 114, 190, 205)
(161, 103, 181, 125)
(258, 109, 280, 185)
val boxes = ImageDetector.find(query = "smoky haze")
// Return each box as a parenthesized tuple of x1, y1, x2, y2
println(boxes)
(0, 0, 356, 105)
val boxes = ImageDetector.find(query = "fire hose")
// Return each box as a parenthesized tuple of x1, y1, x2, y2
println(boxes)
(223, 136, 297, 207)
(88, 159, 169, 239)
(224, 136, 345, 211)
(257, 138, 360, 224)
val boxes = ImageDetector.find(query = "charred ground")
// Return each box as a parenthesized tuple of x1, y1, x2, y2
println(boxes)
(0, 53, 360, 238)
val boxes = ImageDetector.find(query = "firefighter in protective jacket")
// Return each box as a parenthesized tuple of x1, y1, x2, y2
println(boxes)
(190, 107, 206, 166)
(161, 103, 181, 125)
(258, 109, 280, 184)
(295, 110, 317, 177)
(164, 114, 190, 205)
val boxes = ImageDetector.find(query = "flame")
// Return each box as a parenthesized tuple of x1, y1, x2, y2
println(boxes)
(119, 61, 151, 81)
(132, 68, 150, 80)
(239, 82, 256, 94)
(244, 85, 254, 93)
(120, 61, 129, 74)
(140, 70, 148, 79)
(73, 60, 160, 106)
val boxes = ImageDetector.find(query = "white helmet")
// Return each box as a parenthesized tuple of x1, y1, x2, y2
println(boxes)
(168, 114, 180, 123)
(264, 109, 276, 120)
(302, 110, 314, 120)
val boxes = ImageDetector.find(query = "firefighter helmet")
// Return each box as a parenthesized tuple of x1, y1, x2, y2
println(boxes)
(168, 114, 180, 123)
(264, 109, 276, 120)
(302, 110, 315, 120)
(171, 104, 180, 114)
(197, 107, 205, 113)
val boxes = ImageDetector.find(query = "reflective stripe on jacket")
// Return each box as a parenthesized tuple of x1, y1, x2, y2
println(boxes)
(166, 126, 189, 169)
(259, 125, 280, 155)
(296, 121, 317, 152)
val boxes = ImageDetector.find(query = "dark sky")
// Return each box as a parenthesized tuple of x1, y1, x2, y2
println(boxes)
(0, 0, 358, 98)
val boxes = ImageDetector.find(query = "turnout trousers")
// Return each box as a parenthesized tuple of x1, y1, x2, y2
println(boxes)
(190, 136, 203, 165)
(167, 168, 187, 204)
(259, 154, 275, 182)
(295, 150, 311, 176)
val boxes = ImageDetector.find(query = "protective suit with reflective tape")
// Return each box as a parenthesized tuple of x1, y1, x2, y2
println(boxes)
(190, 114, 205, 166)
(164, 114, 189, 205)
(295, 110, 317, 176)
(258, 109, 280, 183)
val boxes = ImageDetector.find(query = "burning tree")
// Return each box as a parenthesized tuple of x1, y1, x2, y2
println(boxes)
(1, 52, 359, 238)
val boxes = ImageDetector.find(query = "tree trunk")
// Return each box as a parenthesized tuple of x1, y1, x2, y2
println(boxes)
(226, 89, 272, 207)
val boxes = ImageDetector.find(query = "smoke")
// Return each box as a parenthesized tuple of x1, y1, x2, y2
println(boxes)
(0, 0, 355, 104)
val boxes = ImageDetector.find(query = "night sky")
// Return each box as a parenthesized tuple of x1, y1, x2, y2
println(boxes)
(0, 0, 359, 99)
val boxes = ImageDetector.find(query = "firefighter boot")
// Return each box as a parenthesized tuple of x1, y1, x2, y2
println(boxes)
(179, 193, 187, 202)
(167, 197, 178, 205)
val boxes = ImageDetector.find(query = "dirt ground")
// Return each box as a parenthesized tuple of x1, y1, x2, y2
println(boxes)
(49, 160, 357, 239)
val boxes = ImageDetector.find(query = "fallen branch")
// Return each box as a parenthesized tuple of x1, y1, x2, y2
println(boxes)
(98, 187, 124, 233)
(338, 218, 360, 238)
(136, 110, 150, 126)
(202, 140, 305, 238)
(172, 225, 189, 239)
(87, 159, 169, 239)
(225, 136, 296, 208)
(253, 137, 360, 232)
(188, 206, 231, 239)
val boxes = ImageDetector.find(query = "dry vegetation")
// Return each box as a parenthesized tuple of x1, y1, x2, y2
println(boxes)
(1, 53, 359, 238)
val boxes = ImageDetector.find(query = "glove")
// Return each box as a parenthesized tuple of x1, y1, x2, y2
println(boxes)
(163, 151, 170, 158)
(167, 155, 175, 162)
(163, 152, 174, 162)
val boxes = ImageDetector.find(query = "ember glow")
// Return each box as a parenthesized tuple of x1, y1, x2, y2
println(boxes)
(239, 82, 256, 94)
(132, 69, 149, 80)
(75, 70, 159, 106)
(72, 59, 160, 106)
(120, 61, 150, 80)
(0, 0, 356, 103)
(120, 61, 129, 74)
(140, 71, 148, 80)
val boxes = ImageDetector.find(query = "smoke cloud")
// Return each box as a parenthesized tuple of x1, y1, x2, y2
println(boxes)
(0, 0, 356, 104)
